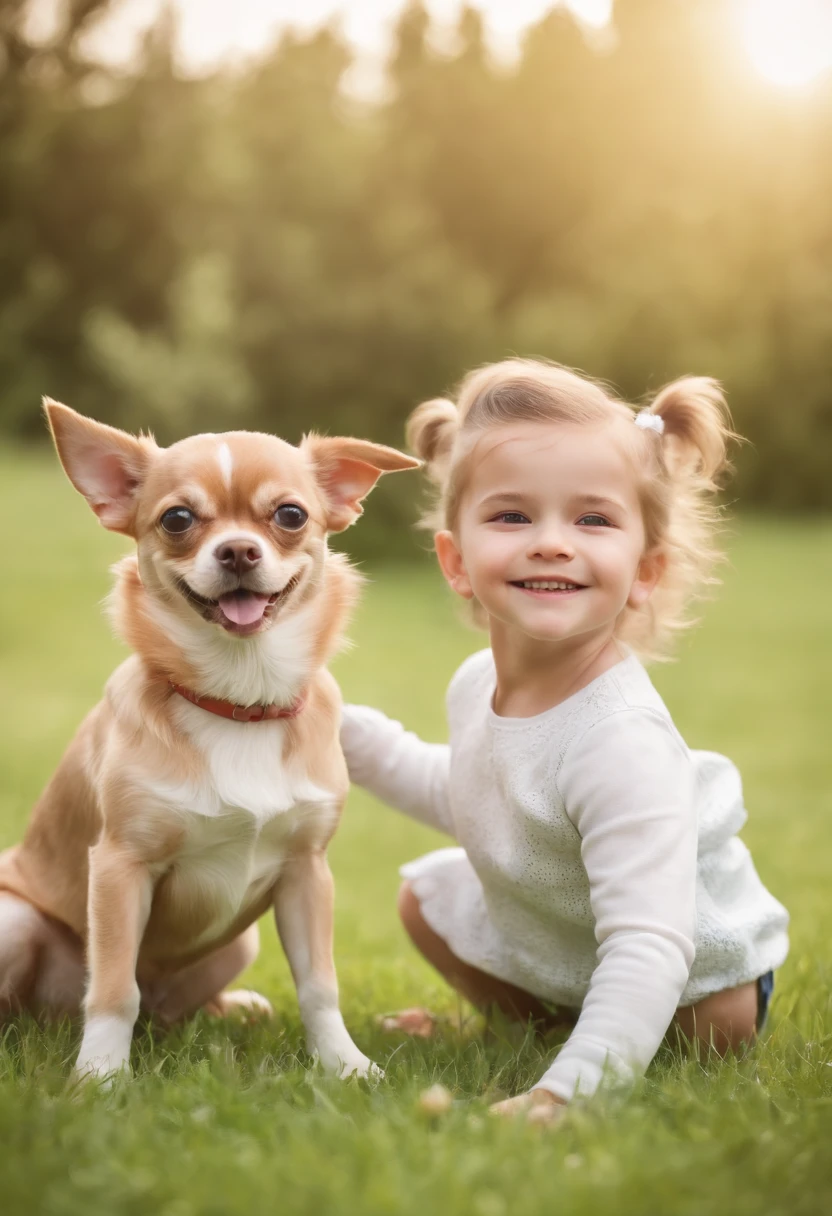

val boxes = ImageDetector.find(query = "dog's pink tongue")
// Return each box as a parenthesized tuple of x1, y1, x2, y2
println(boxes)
(218, 592, 270, 626)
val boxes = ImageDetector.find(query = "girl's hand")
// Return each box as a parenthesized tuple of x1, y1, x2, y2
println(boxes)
(489, 1088, 567, 1125)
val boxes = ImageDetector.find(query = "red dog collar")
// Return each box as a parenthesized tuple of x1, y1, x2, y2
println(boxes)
(169, 681, 307, 723)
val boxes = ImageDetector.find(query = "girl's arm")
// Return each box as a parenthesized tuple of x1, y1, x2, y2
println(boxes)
(535, 710, 697, 1103)
(340, 704, 453, 835)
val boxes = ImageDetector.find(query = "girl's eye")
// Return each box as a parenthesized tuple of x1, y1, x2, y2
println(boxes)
(494, 511, 530, 525)
(274, 503, 308, 530)
(160, 507, 196, 534)
(578, 513, 611, 527)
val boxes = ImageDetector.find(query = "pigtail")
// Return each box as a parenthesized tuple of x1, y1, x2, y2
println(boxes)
(406, 397, 459, 487)
(623, 376, 741, 661)
(649, 376, 737, 489)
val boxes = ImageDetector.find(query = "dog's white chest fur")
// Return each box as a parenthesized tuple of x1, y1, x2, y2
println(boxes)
(163, 696, 335, 821)
(169, 801, 332, 949)
(143, 700, 340, 946)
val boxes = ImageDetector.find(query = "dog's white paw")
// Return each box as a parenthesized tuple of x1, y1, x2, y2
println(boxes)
(73, 1055, 130, 1088)
(316, 1041, 384, 1081)
(334, 1050, 383, 1081)
(74, 1014, 133, 1086)
(341, 1055, 384, 1083)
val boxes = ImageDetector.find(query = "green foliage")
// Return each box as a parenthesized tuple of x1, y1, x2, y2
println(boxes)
(0, 448, 831, 1213)
(1, 0, 831, 560)
(84, 254, 258, 435)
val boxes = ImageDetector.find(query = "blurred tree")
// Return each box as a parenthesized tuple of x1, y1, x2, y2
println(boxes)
(0, 0, 117, 430)
(85, 253, 256, 440)
(0, 1, 211, 431)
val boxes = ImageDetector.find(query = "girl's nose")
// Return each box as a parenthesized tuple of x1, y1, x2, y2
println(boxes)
(528, 527, 575, 561)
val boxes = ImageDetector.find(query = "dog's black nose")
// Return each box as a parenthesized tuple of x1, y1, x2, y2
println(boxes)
(214, 540, 262, 575)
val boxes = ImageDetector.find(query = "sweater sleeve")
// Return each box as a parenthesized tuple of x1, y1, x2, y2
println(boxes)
(534, 709, 697, 1103)
(339, 704, 453, 836)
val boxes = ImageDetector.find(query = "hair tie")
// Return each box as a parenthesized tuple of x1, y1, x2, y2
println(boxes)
(635, 410, 665, 436)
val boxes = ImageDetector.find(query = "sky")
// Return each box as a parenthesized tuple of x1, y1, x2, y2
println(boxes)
(24, 1, 832, 95)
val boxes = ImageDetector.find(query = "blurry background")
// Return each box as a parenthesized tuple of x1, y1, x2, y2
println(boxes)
(1, 9, 831, 1207)
(1, 0, 831, 557)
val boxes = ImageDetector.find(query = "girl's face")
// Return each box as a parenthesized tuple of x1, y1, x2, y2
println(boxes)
(435, 421, 662, 648)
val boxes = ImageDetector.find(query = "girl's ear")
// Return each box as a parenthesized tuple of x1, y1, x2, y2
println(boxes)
(44, 398, 156, 536)
(628, 547, 666, 610)
(435, 530, 474, 599)
(301, 434, 421, 533)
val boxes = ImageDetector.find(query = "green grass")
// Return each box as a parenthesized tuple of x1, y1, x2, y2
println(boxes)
(1, 448, 831, 1216)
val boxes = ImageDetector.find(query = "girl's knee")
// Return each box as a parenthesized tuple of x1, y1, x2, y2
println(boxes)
(676, 981, 759, 1056)
(397, 881, 423, 938)
(397, 882, 450, 964)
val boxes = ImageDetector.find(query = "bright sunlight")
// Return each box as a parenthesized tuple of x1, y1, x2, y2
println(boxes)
(742, 0, 832, 89)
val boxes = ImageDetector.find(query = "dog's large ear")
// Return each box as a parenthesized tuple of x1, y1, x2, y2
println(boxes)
(301, 434, 420, 533)
(44, 399, 157, 536)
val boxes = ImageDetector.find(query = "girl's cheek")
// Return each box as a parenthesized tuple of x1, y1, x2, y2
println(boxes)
(490, 541, 520, 571)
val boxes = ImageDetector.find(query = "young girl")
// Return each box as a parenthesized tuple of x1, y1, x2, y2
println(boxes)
(341, 360, 789, 1120)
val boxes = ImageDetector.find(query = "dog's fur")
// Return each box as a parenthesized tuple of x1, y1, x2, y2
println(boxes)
(0, 402, 417, 1082)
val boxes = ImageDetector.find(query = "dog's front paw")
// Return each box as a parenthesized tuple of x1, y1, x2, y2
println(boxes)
(336, 1052, 384, 1082)
(73, 1015, 133, 1086)
(73, 1054, 130, 1089)
(315, 1040, 384, 1081)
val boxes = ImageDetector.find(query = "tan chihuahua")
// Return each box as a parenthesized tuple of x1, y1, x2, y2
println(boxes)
(0, 401, 417, 1083)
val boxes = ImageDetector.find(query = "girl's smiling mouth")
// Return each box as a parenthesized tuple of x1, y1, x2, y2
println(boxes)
(509, 579, 587, 594)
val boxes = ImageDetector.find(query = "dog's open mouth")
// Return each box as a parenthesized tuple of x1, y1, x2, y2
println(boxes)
(176, 575, 301, 635)
(217, 589, 274, 628)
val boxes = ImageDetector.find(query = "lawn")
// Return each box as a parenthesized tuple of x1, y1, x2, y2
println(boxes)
(1, 449, 830, 1216)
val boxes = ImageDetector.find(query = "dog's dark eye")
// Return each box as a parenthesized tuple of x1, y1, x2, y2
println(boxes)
(160, 507, 196, 534)
(274, 503, 308, 530)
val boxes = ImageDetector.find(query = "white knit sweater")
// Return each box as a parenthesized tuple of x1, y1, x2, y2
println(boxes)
(340, 650, 789, 1102)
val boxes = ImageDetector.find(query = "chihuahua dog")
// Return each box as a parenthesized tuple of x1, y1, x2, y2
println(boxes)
(0, 401, 417, 1082)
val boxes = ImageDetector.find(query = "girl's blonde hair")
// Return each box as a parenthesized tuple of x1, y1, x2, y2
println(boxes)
(406, 359, 738, 660)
